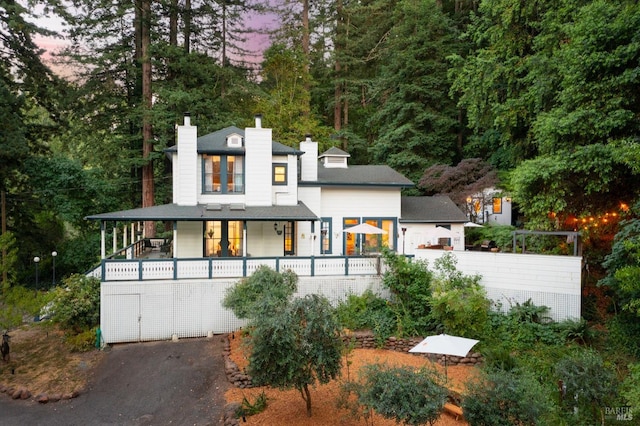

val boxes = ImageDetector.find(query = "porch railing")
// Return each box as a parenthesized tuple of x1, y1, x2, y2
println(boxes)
(91, 254, 400, 282)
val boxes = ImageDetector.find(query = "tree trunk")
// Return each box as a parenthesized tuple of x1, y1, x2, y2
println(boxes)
(184, 0, 192, 53)
(302, 383, 312, 417)
(141, 0, 155, 237)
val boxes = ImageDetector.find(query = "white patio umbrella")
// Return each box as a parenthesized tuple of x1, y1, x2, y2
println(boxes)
(341, 223, 387, 235)
(409, 333, 479, 380)
(464, 222, 484, 228)
(426, 226, 459, 238)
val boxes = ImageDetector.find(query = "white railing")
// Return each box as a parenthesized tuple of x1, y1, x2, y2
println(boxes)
(97, 255, 392, 282)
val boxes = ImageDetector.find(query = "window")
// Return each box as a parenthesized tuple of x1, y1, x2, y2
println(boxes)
(320, 218, 332, 254)
(203, 155, 244, 193)
(273, 164, 287, 185)
(492, 197, 502, 214)
(363, 218, 395, 253)
(204, 221, 243, 257)
(284, 221, 295, 255)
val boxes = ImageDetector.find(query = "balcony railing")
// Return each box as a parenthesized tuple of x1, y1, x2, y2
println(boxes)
(91, 254, 398, 282)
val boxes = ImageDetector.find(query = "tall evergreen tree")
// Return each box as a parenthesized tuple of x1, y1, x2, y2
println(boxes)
(368, 0, 460, 184)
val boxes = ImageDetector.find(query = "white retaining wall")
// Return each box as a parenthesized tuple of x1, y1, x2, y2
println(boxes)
(415, 250, 582, 321)
(101, 251, 581, 344)
(100, 276, 387, 344)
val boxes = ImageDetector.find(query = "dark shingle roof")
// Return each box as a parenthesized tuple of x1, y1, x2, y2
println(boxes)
(165, 126, 303, 156)
(319, 146, 350, 157)
(400, 196, 467, 223)
(299, 164, 414, 188)
(85, 202, 318, 221)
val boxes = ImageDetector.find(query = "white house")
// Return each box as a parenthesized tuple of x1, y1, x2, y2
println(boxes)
(86, 115, 581, 343)
(87, 114, 467, 266)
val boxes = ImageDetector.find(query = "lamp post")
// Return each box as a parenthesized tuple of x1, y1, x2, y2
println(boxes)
(51, 251, 57, 287)
(33, 256, 40, 295)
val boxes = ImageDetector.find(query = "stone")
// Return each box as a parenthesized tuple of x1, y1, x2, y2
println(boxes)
(36, 393, 49, 403)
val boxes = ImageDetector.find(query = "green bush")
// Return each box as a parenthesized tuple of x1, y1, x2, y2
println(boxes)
(222, 266, 297, 320)
(429, 254, 489, 338)
(335, 290, 395, 345)
(344, 363, 447, 426)
(463, 368, 553, 426)
(381, 249, 435, 336)
(555, 348, 618, 424)
(65, 327, 97, 352)
(51, 274, 100, 332)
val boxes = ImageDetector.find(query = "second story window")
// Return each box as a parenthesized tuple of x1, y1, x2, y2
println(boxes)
(273, 164, 287, 185)
(203, 155, 244, 193)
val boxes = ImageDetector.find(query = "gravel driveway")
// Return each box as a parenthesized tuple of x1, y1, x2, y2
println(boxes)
(0, 336, 230, 425)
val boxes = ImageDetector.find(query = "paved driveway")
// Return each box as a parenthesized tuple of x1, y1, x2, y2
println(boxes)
(0, 336, 229, 425)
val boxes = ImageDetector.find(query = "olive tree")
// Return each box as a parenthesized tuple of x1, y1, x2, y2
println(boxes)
(248, 294, 343, 417)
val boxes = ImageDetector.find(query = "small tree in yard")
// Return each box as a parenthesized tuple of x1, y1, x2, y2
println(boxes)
(345, 363, 447, 426)
(248, 294, 343, 417)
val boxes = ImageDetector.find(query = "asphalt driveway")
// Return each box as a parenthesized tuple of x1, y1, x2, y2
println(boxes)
(0, 336, 230, 425)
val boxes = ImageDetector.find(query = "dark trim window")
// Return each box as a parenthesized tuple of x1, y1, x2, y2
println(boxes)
(203, 155, 244, 193)
(273, 163, 287, 185)
(320, 218, 332, 254)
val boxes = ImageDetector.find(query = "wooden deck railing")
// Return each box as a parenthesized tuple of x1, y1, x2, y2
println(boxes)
(89, 254, 404, 282)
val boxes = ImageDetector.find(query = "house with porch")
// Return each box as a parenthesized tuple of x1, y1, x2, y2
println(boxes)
(86, 114, 469, 343)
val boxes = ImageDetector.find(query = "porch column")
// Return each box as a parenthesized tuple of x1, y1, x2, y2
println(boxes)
(112, 225, 117, 254)
(122, 225, 127, 248)
(100, 222, 106, 259)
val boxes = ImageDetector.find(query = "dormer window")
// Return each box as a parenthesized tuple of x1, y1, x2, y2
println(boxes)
(226, 133, 243, 148)
(319, 147, 350, 168)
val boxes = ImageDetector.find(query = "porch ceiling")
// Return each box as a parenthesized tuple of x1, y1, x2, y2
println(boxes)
(85, 202, 319, 222)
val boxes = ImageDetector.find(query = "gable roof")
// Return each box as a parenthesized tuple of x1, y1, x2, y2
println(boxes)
(400, 196, 468, 223)
(164, 126, 303, 156)
(299, 164, 414, 188)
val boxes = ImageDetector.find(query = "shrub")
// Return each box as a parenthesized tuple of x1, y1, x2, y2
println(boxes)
(429, 254, 489, 337)
(463, 368, 553, 426)
(381, 249, 435, 336)
(65, 327, 97, 352)
(335, 290, 395, 345)
(222, 266, 297, 320)
(555, 348, 618, 424)
(50, 274, 100, 333)
(344, 363, 447, 426)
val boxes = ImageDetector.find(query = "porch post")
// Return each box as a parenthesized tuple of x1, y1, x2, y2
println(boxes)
(112, 225, 117, 255)
(123, 225, 127, 248)
(100, 222, 106, 259)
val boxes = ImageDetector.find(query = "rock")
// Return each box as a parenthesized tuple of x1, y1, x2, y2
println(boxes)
(49, 393, 61, 402)
(36, 393, 49, 403)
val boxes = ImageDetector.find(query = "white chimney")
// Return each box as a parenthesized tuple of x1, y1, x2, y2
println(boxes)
(300, 134, 318, 181)
(255, 114, 262, 128)
(174, 113, 198, 206)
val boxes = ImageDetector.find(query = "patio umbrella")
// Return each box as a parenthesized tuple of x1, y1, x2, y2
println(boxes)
(409, 333, 479, 380)
(464, 222, 484, 228)
(426, 226, 459, 238)
(341, 223, 387, 234)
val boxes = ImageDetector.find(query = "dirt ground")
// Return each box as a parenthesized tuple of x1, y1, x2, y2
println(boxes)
(225, 334, 476, 426)
(0, 323, 105, 397)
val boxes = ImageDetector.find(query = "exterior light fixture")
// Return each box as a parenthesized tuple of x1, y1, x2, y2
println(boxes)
(274, 222, 283, 236)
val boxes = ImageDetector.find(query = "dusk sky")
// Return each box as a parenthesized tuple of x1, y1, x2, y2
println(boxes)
(32, 9, 274, 74)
